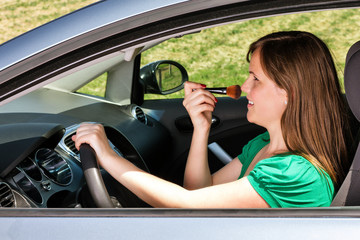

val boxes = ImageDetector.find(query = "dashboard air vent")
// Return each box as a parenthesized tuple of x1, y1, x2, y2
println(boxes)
(0, 183, 15, 207)
(64, 133, 79, 155)
(132, 106, 147, 125)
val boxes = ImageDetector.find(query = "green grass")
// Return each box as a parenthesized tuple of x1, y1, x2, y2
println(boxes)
(141, 8, 360, 99)
(1, 3, 360, 99)
(79, 72, 107, 97)
(0, 0, 97, 44)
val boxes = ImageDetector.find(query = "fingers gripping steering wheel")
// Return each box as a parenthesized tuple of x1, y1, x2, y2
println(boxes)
(79, 143, 115, 208)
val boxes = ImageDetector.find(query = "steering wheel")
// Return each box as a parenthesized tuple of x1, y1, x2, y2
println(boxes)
(79, 143, 115, 208)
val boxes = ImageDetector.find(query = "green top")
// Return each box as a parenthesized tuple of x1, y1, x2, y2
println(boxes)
(237, 132, 335, 208)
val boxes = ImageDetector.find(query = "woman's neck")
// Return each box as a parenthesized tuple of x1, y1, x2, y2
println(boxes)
(266, 126, 288, 155)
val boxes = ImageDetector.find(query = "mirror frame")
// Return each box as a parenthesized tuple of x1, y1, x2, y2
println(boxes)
(140, 60, 188, 95)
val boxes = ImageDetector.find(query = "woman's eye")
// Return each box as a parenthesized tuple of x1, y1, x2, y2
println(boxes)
(254, 76, 259, 81)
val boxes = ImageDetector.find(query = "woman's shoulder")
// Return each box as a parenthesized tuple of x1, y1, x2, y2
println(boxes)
(248, 154, 335, 207)
(254, 154, 331, 183)
(258, 154, 312, 170)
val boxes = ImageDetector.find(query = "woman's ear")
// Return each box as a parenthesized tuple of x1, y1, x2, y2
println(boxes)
(279, 88, 288, 105)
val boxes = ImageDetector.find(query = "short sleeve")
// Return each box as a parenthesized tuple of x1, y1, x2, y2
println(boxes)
(247, 155, 334, 208)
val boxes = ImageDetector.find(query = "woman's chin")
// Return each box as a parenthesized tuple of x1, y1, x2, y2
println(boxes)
(246, 113, 254, 122)
(246, 114, 262, 127)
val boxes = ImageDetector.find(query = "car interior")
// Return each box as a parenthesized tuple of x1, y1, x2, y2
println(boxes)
(0, 3, 360, 210)
(0, 19, 267, 208)
(331, 40, 360, 206)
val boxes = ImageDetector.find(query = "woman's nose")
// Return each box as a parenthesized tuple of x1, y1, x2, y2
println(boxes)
(241, 78, 250, 93)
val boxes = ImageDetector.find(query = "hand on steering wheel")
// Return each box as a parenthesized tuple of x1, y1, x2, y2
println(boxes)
(73, 123, 117, 208)
(79, 143, 116, 208)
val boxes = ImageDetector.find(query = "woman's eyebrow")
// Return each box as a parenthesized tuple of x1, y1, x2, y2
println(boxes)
(249, 70, 258, 76)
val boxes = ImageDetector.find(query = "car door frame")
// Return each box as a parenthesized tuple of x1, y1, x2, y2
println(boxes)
(2, 0, 360, 235)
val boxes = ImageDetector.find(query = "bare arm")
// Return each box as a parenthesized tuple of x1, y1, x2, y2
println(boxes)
(103, 155, 267, 208)
(73, 123, 268, 208)
(182, 81, 215, 189)
(182, 82, 243, 189)
(183, 127, 212, 189)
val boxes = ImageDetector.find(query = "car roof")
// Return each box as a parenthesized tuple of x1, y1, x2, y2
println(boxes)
(2, 0, 358, 72)
(0, 0, 247, 72)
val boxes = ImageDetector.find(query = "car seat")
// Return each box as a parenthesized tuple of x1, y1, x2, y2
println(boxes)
(331, 41, 360, 206)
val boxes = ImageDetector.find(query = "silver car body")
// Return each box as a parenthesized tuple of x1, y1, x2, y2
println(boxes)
(1, 0, 360, 239)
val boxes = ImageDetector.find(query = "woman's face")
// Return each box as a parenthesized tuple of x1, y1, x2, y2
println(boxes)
(241, 49, 287, 130)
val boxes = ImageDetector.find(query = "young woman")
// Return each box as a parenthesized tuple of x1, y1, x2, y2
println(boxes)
(73, 31, 350, 208)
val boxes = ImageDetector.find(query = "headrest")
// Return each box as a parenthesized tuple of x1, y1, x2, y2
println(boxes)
(345, 41, 360, 122)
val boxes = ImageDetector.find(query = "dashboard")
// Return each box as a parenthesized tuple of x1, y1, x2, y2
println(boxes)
(0, 89, 172, 208)
(0, 122, 152, 208)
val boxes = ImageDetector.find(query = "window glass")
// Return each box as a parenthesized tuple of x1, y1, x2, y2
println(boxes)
(77, 72, 108, 98)
(141, 8, 360, 100)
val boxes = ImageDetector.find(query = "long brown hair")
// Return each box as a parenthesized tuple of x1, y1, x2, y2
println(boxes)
(246, 31, 350, 187)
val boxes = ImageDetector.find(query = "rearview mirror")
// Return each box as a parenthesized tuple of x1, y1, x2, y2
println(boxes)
(140, 60, 188, 95)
